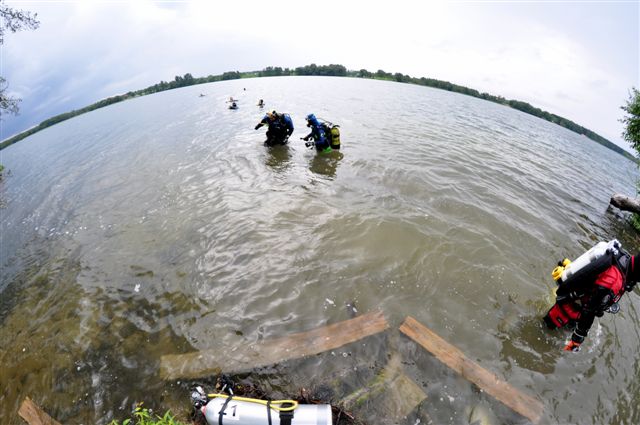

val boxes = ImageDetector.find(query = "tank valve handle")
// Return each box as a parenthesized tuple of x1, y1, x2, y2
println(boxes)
(552, 258, 571, 281)
(218, 374, 235, 395)
(191, 386, 209, 409)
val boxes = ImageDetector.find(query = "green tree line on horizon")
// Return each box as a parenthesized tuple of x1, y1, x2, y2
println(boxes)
(0, 63, 634, 162)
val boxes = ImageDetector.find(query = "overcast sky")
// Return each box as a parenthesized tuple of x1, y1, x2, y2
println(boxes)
(1, 0, 638, 150)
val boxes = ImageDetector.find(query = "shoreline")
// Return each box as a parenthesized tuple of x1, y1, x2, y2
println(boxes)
(1, 64, 635, 163)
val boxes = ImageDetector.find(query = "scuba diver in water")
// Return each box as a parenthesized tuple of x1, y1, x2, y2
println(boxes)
(257, 99, 265, 107)
(543, 240, 640, 352)
(254, 110, 294, 146)
(302, 114, 331, 152)
(302, 114, 341, 152)
(229, 101, 238, 110)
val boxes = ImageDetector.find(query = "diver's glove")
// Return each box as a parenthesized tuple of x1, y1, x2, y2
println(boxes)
(564, 340, 581, 352)
(254, 124, 261, 130)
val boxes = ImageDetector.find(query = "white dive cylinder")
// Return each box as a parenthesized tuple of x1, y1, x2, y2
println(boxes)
(560, 240, 620, 282)
(202, 397, 332, 425)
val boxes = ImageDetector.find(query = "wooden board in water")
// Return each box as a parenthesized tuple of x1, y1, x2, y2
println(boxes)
(18, 397, 61, 425)
(161, 310, 389, 380)
(341, 351, 426, 421)
(399, 316, 543, 424)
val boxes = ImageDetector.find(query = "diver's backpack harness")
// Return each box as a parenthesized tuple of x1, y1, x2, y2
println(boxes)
(555, 250, 616, 303)
(554, 241, 629, 298)
(320, 122, 340, 149)
(266, 400, 294, 425)
(545, 240, 631, 328)
(218, 395, 234, 425)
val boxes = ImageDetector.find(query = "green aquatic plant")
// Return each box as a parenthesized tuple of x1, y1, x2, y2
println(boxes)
(630, 213, 640, 232)
(108, 405, 189, 425)
(627, 174, 640, 232)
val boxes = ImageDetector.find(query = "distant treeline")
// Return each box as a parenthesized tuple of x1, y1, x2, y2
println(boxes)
(1, 63, 633, 161)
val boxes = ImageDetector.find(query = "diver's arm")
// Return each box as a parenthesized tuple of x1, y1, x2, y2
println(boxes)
(571, 310, 594, 345)
(254, 117, 268, 130)
(572, 285, 614, 344)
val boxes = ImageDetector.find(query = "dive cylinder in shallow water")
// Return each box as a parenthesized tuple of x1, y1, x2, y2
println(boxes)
(321, 123, 341, 149)
(329, 125, 340, 149)
(201, 396, 332, 425)
(552, 240, 620, 284)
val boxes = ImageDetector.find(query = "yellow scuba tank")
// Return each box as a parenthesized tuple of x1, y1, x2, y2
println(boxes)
(329, 125, 340, 149)
(320, 122, 341, 150)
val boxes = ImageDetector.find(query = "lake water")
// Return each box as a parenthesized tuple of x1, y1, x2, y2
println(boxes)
(1, 76, 639, 425)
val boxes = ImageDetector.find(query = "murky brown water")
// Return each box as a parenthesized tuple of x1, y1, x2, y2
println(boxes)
(1, 76, 639, 424)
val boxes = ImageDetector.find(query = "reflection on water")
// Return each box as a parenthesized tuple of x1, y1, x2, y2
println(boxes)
(264, 144, 292, 173)
(308, 150, 343, 179)
(1, 76, 639, 424)
(499, 319, 561, 375)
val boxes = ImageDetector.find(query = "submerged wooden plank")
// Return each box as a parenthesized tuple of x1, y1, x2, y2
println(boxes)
(342, 351, 426, 421)
(161, 310, 389, 380)
(18, 397, 61, 425)
(399, 316, 543, 424)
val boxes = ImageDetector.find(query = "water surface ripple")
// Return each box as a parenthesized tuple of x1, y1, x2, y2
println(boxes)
(1, 76, 639, 424)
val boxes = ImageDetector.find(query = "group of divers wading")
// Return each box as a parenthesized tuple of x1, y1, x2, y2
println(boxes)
(185, 93, 640, 425)
(224, 95, 341, 152)
(217, 94, 640, 355)
(218, 92, 640, 356)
